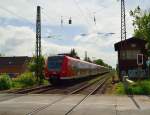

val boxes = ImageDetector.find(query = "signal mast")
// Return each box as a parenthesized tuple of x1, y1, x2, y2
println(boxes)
(120, 0, 127, 42)
(36, 6, 41, 81)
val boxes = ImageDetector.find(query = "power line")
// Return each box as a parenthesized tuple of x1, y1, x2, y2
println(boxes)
(41, 8, 58, 24)
(72, 0, 92, 26)
(72, 0, 100, 33)
(0, 5, 34, 24)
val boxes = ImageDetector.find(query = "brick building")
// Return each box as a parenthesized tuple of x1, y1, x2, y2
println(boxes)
(0, 56, 31, 77)
(114, 37, 148, 80)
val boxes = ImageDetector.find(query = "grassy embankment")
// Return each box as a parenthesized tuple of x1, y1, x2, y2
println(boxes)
(115, 79, 150, 95)
(0, 73, 48, 90)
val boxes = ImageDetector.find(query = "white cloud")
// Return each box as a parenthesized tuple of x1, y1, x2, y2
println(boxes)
(73, 32, 118, 67)
(0, 26, 35, 55)
(0, 0, 149, 67)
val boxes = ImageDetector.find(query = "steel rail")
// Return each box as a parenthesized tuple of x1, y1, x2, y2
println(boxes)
(26, 73, 109, 115)
(65, 77, 109, 115)
(0, 85, 52, 102)
(14, 85, 52, 94)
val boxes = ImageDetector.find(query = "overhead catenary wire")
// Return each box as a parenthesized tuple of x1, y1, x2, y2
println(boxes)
(41, 8, 65, 39)
(41, 8, 59, 24)
(72, 0, 100, 33)
(0, 5, 34, 24)
(75, 2, 98, 26)
(72, 0, 92, 27)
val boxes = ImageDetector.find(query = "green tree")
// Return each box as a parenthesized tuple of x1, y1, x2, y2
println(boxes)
(130, 6, 150, 55)
(70, 48, 80, 59)
(28, 56, 45, 84)
(94, 59, 105, 65)
(0, 74, 12, 90)
(94, 59, 112, 69)
(70, 48, 77, 57)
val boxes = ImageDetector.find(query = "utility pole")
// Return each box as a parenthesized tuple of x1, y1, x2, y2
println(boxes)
(121, 0, 127, 41)
(36, 6, 41, 81)
(119, 0, 127, 81)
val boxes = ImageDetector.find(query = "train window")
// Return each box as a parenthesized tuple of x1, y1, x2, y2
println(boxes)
(48, 56, 64, 71)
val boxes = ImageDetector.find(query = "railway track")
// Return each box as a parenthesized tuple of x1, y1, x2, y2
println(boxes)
(0, 85, 53, 102)
(0, 73, 110, 104)
(39, 73, 110, 94)
(24, 73, 107, 94)
(13, 85, 53, 94)
(65, 76, 110, 115)
(0, 85, 52, 94)
(26, 73, 110, 115)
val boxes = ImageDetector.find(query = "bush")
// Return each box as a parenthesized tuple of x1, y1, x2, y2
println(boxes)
(126, 80, 150, 95)
(28, 56, 45, 84)
(0, 74, 12, 90)
(14, 72, 36, 88)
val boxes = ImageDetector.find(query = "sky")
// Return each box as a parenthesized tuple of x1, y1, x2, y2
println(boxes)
(0, 0, 150, 68)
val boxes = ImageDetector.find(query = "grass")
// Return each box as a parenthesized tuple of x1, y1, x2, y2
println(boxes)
(115, 83, 126, 94)
(0, 73, 49, 90)
(12, 72, 37, 88)
(115, 79, 150, 95)
(126, 80, 150, 95)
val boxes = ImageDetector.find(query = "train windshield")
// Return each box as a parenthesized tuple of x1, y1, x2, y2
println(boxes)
(48, 56, 64, 71)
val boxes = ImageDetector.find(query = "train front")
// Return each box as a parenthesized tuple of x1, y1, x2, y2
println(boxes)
(44, 55, 66, 84)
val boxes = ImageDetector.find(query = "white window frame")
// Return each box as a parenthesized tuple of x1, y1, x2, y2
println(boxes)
(137, 54, 143, 66)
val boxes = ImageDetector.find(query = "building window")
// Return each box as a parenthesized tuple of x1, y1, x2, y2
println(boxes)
(131, 44, 136, 48)
(120, 50, 141, 60)
(137, 54, 143, 65)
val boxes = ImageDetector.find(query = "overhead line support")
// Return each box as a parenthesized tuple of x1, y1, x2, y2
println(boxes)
(36, 6, 41, 81)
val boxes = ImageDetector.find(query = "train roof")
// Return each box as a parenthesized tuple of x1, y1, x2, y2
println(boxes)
(48, 55, 108, 69)
(65, 55, 107, 68)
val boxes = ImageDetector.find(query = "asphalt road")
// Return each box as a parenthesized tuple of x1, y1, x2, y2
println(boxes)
(0, 94, 150, 115)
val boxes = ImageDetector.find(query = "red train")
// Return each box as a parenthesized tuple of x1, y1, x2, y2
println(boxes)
(44, 55, 109, 84)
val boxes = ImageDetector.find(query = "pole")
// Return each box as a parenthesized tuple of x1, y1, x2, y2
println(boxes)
(36, 6, 41, 82)
(121, 0, 126, 41)
(120, 0, 127, 81)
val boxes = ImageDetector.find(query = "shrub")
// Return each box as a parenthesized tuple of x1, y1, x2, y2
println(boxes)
(28, 56, 45, 84)
(14, 72, 36, 88)
(139, 80, 150, 95)
(126, 80, 150, 95)
(0, 74, 12, 90)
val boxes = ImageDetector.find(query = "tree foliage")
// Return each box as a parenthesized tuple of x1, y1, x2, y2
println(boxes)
(0, 74, 12, 90)
(70, 48, 80, 59)
(94, 59, 112, 69)
(28, 56, 45, 84)
(130, 6, 150, 51)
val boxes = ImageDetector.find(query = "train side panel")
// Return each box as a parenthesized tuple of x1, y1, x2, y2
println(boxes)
(45, 55, 109, 84)
(59, 56, 109, 80)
